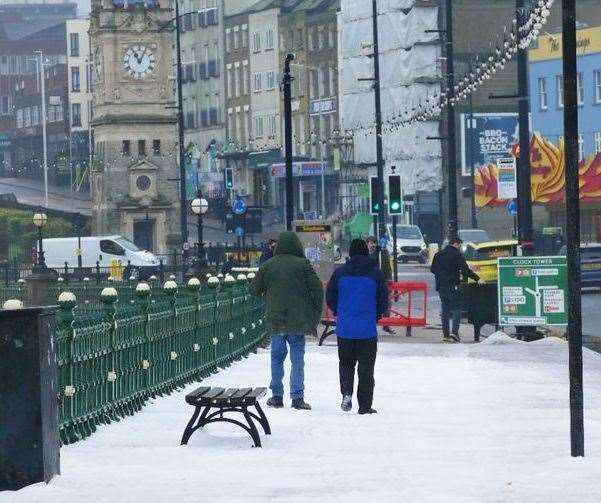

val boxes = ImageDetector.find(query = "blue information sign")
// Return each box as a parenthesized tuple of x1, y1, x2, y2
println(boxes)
(232, 198, 247, 215)
(235, 226, 245, 237)
(507, 199, 518, 216)
(379, 236, 389, 249)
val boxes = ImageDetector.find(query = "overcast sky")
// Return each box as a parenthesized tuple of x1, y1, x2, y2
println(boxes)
(77, 0, 90, 15)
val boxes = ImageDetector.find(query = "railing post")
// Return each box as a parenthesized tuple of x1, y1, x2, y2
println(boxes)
(95, 261, 101, 285)
(159, 258, 164, 283)
(64, 262, 69, 285)
(56, 290, 76, 444)
(3, 261, 8, 286)
(100, 287, 118, 417)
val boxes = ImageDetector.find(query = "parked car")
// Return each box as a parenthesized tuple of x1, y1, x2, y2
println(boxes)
(464, 240, 518, 283)
(559, 243, 601, 288)
(458, 228, 490, 244)
(43, 235, 160, 278)
(386, 224, 427, 263)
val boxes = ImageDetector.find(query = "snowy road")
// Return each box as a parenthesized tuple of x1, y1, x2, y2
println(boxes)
(7, 336, 601, 503)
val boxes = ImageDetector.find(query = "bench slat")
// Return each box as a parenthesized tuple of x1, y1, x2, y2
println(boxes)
(199, 387, 226, 400)
(185, 386, 211, 403)
(230, 388, 253, 399)
(245, 387, 267, 399)
(210, 388, 240, 402)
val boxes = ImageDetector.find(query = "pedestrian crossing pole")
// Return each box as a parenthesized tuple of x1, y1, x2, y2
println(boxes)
(283, 53, 295, 231)
(562, 0, 584, 458)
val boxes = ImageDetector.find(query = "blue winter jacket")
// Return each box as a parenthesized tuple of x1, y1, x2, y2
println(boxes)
(326, 255, 389, 339)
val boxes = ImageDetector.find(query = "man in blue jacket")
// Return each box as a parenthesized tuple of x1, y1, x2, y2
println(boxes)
(326, 239, 389, 414)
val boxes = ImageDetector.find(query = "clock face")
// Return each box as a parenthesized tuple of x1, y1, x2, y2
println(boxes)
(123, 45, 155, 79)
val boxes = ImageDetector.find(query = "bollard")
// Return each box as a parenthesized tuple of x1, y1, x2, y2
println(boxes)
(95, 260, 101, 284)
(0, 307, 60, 490)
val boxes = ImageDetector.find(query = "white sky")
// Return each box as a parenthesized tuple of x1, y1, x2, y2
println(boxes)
(76, 0, 90, 15)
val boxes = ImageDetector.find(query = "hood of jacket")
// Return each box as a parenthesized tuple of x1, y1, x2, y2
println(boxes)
(275, 231, 305, 257)
(344, 255, 377, 276)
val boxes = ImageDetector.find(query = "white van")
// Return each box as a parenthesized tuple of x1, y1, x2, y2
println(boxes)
(385, 224, 428, 264)
(42, 235, 160, 276)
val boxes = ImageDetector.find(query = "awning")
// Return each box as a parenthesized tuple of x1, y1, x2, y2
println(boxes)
(248, 149, 281, 169)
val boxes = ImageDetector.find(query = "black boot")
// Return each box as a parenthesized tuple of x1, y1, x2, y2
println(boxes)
(266, 396, 283, 408)
(358, 408, 377, 415)
(291, 398, 312, 410)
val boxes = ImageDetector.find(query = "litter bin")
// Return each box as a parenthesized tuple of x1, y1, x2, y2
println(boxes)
(0, 307, 60, 491)
(462, 283, 498, 342)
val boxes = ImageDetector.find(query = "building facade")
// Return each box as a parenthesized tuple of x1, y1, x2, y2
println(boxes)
(66, 18, 93, 189)
(90, 0, 180, 253)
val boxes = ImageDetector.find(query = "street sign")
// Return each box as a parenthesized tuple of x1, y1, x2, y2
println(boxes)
(235, 226, 245, 237)
(497, 256, 568, 326)
(232, 197, 247, 215)
(379, 236, 389, 249)
(497, 157, 517, 199)
(507, 199, 518, 216)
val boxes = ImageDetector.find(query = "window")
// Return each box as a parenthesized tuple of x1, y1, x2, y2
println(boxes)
(254, 116, 264, 137)
(557, 75, 563, 108)
(538, 77, 547, 110)
(253, 72, 262, 92)
(308, 28, 314, 51)
(595, 70, 601, 104)
(253, 32, 261, 52)
(268, 115, 277, 136)
(578, 72, 584, 105)
(595, 132, 601, 154)
(242, 24, 248, 48)
(328, 25, 335, 48)
(16, 109, 23, 128)
(266, 71, 275, 90)
(578, 134, 584, 161)
(297, 28, 304, 49)
(266, 29, 274, 50)
(234, 26, 239, 50)
(152, 140, 161, 155)
(31, 106, 39, 125)
(70, 33, 79, 57)
(100, 240, 125, 256)
(71, 103, 81, 127)
(243, 64, 249, 94)
(225, 29, 231, 53)
(122, 140, 130, 156)
(23, 107, 30, 127)
(227, 66, 234, 97)
(0, 95, 9, 115)
(71, 66, 80, 92)
(138, 139, 146, 157)
(318, 26, 324, 50)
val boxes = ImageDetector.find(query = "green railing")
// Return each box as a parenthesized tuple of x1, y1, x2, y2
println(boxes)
(53, 278, 266, 445)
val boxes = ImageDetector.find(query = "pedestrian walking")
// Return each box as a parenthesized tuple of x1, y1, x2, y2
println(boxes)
(326, 239, 389, 414)
(250, 231, 323, 410)
(259, 238, 277, 264)
(366, 235, 395, 334)
(430, 237, 481, 343)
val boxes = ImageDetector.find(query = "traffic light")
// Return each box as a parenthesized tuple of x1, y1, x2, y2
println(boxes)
(369, 176, 380, 215)
(225, 168, 234, 190)
(388, 175, 402, 214)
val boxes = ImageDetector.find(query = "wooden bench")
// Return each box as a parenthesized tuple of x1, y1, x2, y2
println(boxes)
(180, 387, 271, 448)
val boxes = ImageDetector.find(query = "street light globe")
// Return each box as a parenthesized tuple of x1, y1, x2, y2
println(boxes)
(32, 211, 48, 228)
(190, 197, 209, 215)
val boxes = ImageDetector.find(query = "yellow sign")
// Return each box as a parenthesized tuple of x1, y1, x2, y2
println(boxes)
(529, 26, 601, 61)
(295, 224, 331, 233)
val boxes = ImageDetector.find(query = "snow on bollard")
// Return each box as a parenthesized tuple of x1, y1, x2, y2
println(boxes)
(100, 287, 118, 298)
(2, 299, 23, 310)
(247, 272, 256, 280)
(136, 282, 151, 292)
(163, 280, 178, 291)
(207, 276, 220, 289)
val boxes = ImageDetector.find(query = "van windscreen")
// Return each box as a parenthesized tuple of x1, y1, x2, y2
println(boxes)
(115, 237, 141, 252)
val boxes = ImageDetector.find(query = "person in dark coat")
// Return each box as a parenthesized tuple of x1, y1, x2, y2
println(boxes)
(259, 238, 277, 264)
(326, 239, 389, 414)
(366, 235, 395, 334)
(430, 237, 481, 343)
(251, 231, 323, 410)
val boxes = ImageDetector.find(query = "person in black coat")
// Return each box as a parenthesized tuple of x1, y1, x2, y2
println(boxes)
(259, 238, 277, 264)
(430, 237, 481, 343)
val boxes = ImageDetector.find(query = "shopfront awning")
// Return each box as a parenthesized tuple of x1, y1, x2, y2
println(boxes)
(248, 149, 281, 169)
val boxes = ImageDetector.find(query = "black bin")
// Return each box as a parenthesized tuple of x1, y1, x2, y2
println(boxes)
(462, 283, 498, 342)
(0, 307, 60, 491)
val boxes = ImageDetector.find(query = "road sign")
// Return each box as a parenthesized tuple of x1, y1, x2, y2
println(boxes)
(232, 197, 247, 215)
(507, 199, 518, 216)
(497, 256, 568, 326)
(496, 157, 518, 199)
(235, 226, 245, 237)
(379, 236, 389, 249)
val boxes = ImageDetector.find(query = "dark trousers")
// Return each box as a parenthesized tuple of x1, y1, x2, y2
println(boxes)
(337, 337, 377, 411)
(438, 285, 462, 337)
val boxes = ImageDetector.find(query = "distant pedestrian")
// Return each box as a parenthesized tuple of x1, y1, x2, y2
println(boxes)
(251, 231, 323, 410)
(259, 238, 277, 264)
(366, 235, 395, 334)
(326, 239, 389, 415)
(430, 237, 481, 343)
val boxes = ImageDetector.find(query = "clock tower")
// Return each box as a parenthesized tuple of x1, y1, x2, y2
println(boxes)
(90, 0, 180, 254)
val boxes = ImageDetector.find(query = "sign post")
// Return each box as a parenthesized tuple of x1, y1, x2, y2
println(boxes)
(497, 256, 568, 327)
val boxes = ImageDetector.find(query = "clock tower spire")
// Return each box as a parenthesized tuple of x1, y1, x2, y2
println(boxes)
(90, 0, 181, 255)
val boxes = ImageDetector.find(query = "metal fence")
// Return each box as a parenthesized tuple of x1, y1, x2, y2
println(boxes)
(53, 281, 266, 445)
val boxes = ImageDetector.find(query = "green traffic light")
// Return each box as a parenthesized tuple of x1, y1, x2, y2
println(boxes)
(391, 201, 401, 211)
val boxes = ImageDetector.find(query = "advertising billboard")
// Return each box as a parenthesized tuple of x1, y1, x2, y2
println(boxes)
(460, 113, 519, 177)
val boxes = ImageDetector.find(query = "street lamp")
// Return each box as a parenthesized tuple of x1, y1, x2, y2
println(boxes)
(190, 192, 209, 266)
(32, 208, 48, 270)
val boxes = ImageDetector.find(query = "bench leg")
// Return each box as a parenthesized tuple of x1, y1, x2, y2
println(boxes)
(242, 408, 262, 448)
(319, 326, 334, 346)
(254, 402, 271, 435)
(181, 405, 203, 445)
(405, 326, 412, 337)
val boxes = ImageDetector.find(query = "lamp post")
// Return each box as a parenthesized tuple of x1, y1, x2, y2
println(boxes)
(190, 191, 209, 267)
(73, 212, 85, 277)
(32, 208, 48, 270)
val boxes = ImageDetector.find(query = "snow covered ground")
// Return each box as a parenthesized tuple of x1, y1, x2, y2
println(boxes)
(7, 334, 601, 503)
